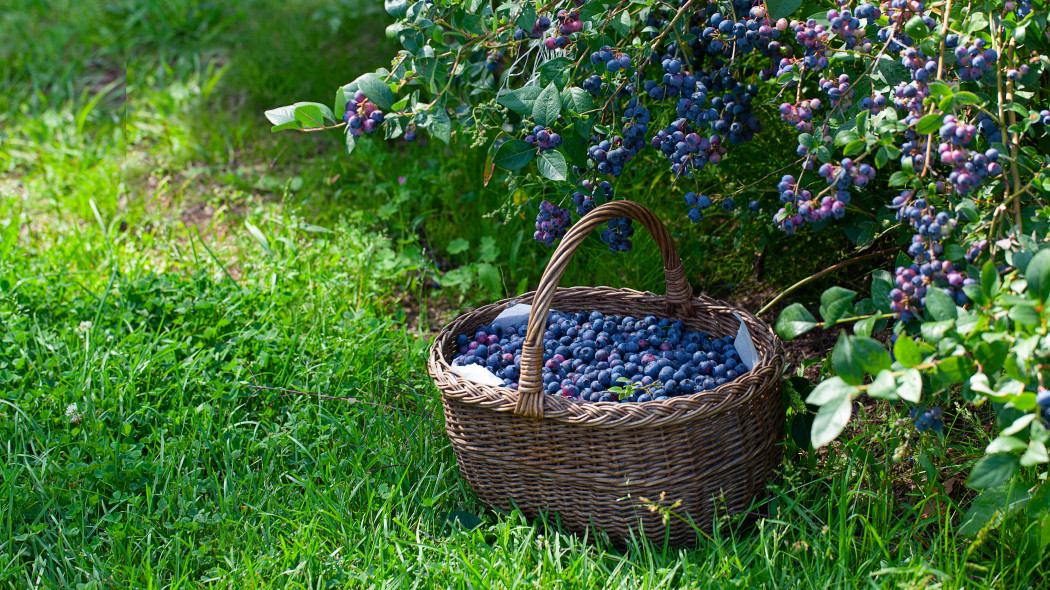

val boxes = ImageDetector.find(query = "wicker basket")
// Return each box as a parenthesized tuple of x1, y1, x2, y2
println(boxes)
(428, 200, 785, 545)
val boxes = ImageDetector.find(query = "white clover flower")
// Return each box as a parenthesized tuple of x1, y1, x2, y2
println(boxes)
(65, 403, 82, 424)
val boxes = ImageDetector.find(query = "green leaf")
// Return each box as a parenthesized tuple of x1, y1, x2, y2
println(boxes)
(897, 368, 922, 403)
(515, 2, 536, 32)
(345, 128, 357, 155)
(937, 355, 975, 382)
(958, 483, 1032, 536)
(924, 287, 957, 321)
(355, 73, 395, 110)
(476, 262, 501, 294)
(986, 435, 1028, 454)
(447, 238, 470, 255)
(266, 102, 336, 131)
(539, 57, 573, 90)
(384, 0, 409, 18)
(532, 84, 562, 127)
(766, 0, 803, 20)
(916, 113, 942, 134)
(853, 337, 891, 374)
(609, 10, 631, 37)
(905, 15, 929, 39)
(1025, 249, 1050, 302)
(894, 335, 922, 367)
(811, 393, 852, 448)
(854, 316, 876, 337)
(832, 333, 864, 385)
(560, 87, 595, 114)
(867, 370, 898, 400)
(493, 139, 536, 171)
(920, 319, 954, 343)
(497, 85, 542, 115)
(968, 454, 1020, 490)
(775, 303, 817, 340)
(1009, 304, 1040, 325)
(806, 376, 856, 405)
(244, 220, 272, 255)
(429, 108, 452, 144)
(973, 340, 1009, 374)
(384, 114, 407, 139)
(1021, 440, 1049, 466)
(536, 150, 567, 181)
(982, 259, 1001, 299)
(819, 287, 856, 325)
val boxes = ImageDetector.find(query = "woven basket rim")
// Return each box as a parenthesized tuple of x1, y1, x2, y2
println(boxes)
(428, 286, 785, 428)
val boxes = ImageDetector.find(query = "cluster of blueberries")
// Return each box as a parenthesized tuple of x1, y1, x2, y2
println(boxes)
(582, 74, 605, 96)
(876, 2, 933, 54)
(778, 98, 822, 133)
(485, 51, 503, 72)
(585, 99, 650, 179)
(590, 46, 632, 73)
(858, 94, 888, 115)
(525, 125, 563, 152)
(954, 38, 998, 82)
(600, 216, 635, 252)
(543, 9, 583, 49)
(451, 311, 748, 403)
(513, 15, 551, 41)
(694, 5, 784, 60)
(533, 200, 572, 247)
(343, 91, 385, 137)
(888, 195, 976, 320)
(909, 406, 944, 433)
(652, 119, 727, 178)
(1007, 0, 1033, 18)
(819, 73, 853, 109)
(937, 116, 1002, 195)
(571, 180, 613, 216)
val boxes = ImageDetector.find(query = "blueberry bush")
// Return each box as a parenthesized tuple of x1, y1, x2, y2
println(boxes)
(269, 0, 1050, 510)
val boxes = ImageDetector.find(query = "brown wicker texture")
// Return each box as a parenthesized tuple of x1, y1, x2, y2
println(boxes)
(427, 200, 785, 545)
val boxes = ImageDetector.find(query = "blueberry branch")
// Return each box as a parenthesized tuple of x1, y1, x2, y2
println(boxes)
(757, 247, 901, 316)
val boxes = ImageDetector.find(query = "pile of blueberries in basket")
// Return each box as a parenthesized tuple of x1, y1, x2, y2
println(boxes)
(451, 310, 748, 402)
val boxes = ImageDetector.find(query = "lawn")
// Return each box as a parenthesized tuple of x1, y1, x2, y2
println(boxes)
(1, 0, 1045, 588)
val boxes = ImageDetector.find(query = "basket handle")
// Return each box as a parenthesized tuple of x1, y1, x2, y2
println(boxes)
(515, 200, 694, 419)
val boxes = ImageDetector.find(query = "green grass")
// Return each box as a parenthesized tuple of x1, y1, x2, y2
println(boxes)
(1, 0, 1047, 588)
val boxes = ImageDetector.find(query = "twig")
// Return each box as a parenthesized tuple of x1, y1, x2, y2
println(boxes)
(756, 248, 900, 316)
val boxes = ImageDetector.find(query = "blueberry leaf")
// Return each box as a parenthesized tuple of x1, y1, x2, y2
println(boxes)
(429, 108, 452, 144)
(532, 84, 562, 127)
(774, 303, 817, 340)
(924, 287, 957, 321)
(497, 85, 542, 116)
(967, 454, 1020, 490)
(867, 370, 898, 400)
(811, 392, 852, 448)
(493, 139, 536, 171)
(893, 335, 922, 367)
(805, 376, 854, 405)
(819, 286, 856, 325)
(766, 0, 803, 20)
(916, 112, 941, 134)
(355, 73, 396, 111)
(536, 150, 567, 181)
(958, 483, 1033, 536)
(832, 333, 864, 385)
(1025, 249, 1050, 302)
(897, 368, 922, 403)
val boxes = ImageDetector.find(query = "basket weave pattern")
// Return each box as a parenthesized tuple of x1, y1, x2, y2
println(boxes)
(428, 201, 785, 545)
